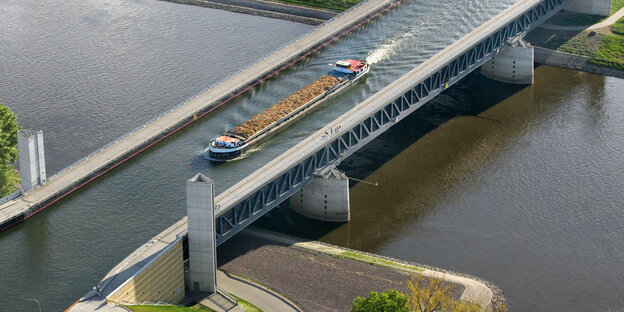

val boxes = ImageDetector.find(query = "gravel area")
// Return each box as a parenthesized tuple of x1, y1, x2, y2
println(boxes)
(217, 231, 464, 312)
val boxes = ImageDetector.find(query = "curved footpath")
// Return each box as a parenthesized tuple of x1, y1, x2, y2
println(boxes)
(530, 6, 624, 79)
(67, 221, 504, 311)
(65, 218, 301, 312)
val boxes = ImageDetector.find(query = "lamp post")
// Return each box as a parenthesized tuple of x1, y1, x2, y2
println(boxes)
(27, 299, 41, 312)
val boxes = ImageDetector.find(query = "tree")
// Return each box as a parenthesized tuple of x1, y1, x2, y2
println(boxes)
(0, 103, 20, 196)
(406, 275, 481, 312)
(351, 289, 409, 312)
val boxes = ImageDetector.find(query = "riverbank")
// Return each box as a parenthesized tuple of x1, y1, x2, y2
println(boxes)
(158, 0, 337, 25)
(219, 228, 507, 312)
(533, 46, 624, 78)
(525, 8, 624, 76)
(0, 0, 394, 233)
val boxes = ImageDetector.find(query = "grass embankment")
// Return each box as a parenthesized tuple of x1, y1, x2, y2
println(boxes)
(340, 251, 425, 273)
(613, 0, 624, 15)
(268, 0, 363, 12)
(526, 17, 624, 70)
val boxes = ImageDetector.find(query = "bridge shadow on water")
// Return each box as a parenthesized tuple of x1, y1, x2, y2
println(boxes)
(252, 71, 527, 242)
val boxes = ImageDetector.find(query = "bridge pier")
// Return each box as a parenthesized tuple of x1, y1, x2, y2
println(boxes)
(18, 129, 46, 192)
(290, 168, 350, 222)
(186, 173, 217, 294)
(481, 40, 534, 85)
(565, 0, 611, 16)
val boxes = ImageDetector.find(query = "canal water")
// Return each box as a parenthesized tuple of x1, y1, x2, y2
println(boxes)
(1, 0, 623, 311)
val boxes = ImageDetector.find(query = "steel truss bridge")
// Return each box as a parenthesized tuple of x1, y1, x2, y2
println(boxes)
(213, 0, 571, 245)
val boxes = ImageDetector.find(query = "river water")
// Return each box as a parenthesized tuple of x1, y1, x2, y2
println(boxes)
(1, 0, 623, 311)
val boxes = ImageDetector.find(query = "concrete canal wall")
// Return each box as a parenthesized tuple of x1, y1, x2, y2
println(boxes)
(534, 46, 624, 79)
(0, 0, 396, 232)
(160, 0, 337, 25)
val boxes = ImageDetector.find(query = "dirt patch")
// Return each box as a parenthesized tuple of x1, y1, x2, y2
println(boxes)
(217, 231, 464, 312)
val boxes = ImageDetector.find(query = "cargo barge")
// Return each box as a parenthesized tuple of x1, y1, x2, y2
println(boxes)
(204, 59, 369, 161)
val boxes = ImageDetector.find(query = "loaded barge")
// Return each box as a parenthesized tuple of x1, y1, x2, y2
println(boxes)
(204, 59, 369, 161)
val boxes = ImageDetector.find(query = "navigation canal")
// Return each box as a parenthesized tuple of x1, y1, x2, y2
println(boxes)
(1, 0, 623, 311)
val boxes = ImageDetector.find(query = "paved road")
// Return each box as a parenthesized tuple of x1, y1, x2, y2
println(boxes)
(540, 6, 624, 30)
(67, 217, 299, 312)
(217, 270, 302, 312)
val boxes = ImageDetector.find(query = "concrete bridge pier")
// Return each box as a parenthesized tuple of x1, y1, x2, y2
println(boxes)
(565, 0, 611, 16)
(290, 168, 350, 222)
(186, 173, 217, 294)
(481, 40, 534, 85)
(17, 129, 46, 192)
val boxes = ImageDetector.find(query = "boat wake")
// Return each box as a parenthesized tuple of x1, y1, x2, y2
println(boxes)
(366, 31, 417, 64)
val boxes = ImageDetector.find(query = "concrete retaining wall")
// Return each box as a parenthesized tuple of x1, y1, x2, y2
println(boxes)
(107, 238, 185, 305)
(534, 46, 624, 79)
(565, 0, 611, 16)
(159, 0, 332, 25)
(0, 0, 394, 233)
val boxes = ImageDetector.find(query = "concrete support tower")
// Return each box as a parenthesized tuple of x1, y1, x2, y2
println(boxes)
(17, 129, 46, 192)
(186, 173, 217, 293)
(290, 168, 350, 222)
(481, 40, 534, 85)
(565, 0, 611, 16)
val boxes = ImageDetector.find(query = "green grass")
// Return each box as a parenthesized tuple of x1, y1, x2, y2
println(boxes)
(233, 295, 263, 312)
(341, 251, 425, 272)
(612, 0, 624, 15)
(590, 34, 624, 70)
(267, 0, 363, 12)
(611, 16, 624, 35)
(558, 33, 600, 57)
(121, 304, 215, 312)
(9, 169, 20, 185)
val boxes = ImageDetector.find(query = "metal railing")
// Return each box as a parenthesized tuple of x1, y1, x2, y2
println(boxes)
(22, 0, 388, 197)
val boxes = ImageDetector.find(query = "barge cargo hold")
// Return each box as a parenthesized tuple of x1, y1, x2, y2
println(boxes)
(204, 59, 370, 161)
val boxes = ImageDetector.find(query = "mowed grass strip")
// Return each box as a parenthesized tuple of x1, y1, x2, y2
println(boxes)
(591, 35, 624, 69)
(341, 251, 425, 272)
(611, 16, 624, 36)
(613, 0, 624, 15)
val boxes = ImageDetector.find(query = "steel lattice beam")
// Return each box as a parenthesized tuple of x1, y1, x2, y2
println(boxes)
(214, 0, 570, 246)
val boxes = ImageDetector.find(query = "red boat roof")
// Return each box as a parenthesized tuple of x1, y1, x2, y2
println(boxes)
(216, 136, 240, 143)
(336, 59, 362, 68)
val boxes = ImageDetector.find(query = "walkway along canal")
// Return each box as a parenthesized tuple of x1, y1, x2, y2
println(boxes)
(0, 0, 398, 232)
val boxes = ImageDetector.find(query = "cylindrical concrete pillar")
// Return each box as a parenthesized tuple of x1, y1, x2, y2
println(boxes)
(290, 169, 350, 222)
(186, 173, 217, 294)
(565, 0, 611, 16)
(481, 45, 534, 85)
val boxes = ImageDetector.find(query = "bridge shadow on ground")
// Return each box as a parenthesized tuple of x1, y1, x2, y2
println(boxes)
(252, 71, 526, 241)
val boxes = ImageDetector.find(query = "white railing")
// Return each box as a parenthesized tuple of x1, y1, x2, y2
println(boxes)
(23, 0, 384, 197)
(215, 97, 387, 212)
(0, 189, 23, 206)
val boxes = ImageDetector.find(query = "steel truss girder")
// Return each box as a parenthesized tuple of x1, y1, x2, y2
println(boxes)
(214, 0, 570, 246)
